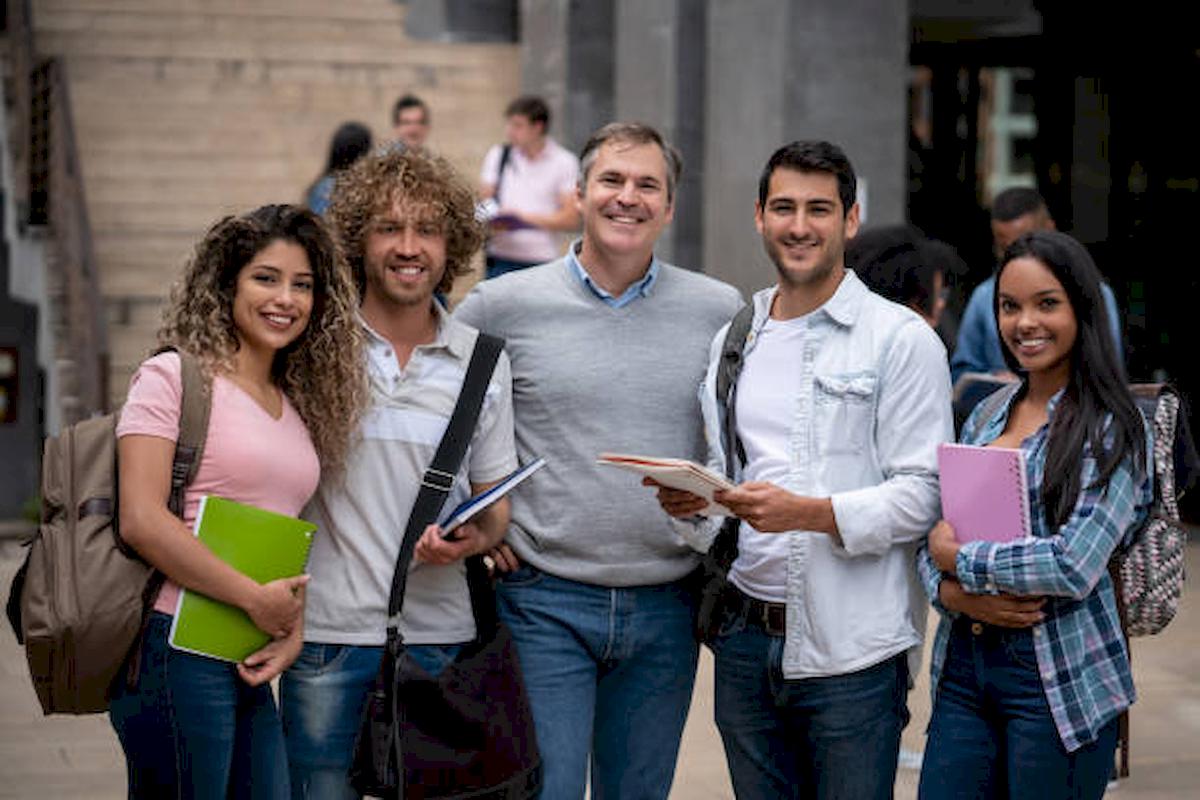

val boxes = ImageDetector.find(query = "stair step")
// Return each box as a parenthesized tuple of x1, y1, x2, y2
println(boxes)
(36, 0, 403, 23)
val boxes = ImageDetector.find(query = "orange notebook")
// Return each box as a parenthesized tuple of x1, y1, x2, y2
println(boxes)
(937, 443, 1032, 543)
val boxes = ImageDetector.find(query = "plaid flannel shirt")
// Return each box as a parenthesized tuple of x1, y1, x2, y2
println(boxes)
(917, 388, 1152, 752)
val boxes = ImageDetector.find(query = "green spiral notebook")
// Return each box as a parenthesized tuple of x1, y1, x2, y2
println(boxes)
(168, 496, 316, 662)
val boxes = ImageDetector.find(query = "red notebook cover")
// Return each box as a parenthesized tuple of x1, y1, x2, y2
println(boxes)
(937, 443, 1032, 543)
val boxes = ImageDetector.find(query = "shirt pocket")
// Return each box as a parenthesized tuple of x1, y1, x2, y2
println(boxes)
(813, 371, 877, 456)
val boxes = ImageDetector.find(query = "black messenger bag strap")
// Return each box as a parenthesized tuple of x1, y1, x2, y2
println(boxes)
(385, 333, 504, 632)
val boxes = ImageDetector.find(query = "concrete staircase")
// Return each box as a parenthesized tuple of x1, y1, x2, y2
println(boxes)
(30, 0, 519, 405)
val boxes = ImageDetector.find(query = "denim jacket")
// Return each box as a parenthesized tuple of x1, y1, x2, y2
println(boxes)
(674, 271, 954, 679)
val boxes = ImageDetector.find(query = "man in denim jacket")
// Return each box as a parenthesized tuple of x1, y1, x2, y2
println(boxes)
(653, 141, 954, 800)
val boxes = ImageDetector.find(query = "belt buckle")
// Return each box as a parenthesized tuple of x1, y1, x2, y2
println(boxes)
(759, 601, 786, 637)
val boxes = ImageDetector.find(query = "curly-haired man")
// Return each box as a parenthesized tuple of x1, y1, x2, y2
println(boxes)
(280, 147, 519, 799)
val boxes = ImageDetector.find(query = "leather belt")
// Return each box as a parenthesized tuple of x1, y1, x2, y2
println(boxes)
(738, 589, 787, 637)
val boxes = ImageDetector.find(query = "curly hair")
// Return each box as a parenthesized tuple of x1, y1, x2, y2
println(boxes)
(326, 146, 485, 297)
(157, 204, 367, 475)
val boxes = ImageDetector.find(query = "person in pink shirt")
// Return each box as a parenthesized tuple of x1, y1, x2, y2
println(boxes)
(108, 204, 366, 799)
(479, 95, 580, 278)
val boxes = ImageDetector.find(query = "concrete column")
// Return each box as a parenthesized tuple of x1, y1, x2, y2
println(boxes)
(704, 0, 790, 293)
(519, 0, 571, 140)
(614, 0, 706, 267)
(704, 0, 909, 297)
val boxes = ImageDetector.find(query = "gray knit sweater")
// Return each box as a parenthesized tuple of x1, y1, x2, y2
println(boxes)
(454, 257, 742, 585)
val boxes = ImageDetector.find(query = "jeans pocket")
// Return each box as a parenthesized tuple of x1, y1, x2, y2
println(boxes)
(496, 561, 543, 588)
(1001, 631, 1040, 673)
(292, 643, 355, 677)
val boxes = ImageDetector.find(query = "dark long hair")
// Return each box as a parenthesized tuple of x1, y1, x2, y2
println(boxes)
(995, 231, 1145, 528)
(305, 122, 373, 204)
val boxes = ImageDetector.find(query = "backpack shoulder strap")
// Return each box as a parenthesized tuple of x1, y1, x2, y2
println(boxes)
(965, 382, 1021, 442)
(494, 144, 513, 205)
(386, 333, 504, 628)
(717, 304, 755, 478)
(153, 346, 213, 516)
(707, 305, 754, 571)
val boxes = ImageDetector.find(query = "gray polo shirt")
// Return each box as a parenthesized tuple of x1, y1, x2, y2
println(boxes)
(303, 305, 517, 645)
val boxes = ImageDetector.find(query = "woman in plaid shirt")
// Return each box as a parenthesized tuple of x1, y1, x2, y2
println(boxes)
(917, 230, 1152, 799)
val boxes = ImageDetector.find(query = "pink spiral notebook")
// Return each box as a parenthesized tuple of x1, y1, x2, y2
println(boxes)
(937, 443, 1032, 543)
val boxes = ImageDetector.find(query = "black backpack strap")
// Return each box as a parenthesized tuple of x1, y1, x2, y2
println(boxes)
(710, 305, 755, 568)
(493, 144, 513, 205)
(717, 305, 754, 477)
(385, 334, 504, 634)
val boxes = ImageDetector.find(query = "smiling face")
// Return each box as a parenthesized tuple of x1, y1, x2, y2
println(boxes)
(755, 167, 859, 292)
(361, 198, 447, 311)
(996, 255, 1078, 388)
(576, 140, 674, 267)
(231, 239, 315, 357)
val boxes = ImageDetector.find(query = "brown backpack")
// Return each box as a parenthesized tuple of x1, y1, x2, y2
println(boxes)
(6, 349, 211, 714)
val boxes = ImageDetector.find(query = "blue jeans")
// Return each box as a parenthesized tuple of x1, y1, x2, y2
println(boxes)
(485, 255, 539, 280)
(496, 562, 700, 800)
(918, 619, 1119, 800)
(108, 612, 290, 800)
(711, 597, 909, 800)
(280, 641, 463, 800)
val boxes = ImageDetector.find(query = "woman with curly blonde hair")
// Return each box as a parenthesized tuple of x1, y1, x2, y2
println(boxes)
(109, 204, 366, 799)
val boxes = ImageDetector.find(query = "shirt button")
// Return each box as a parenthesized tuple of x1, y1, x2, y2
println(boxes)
(971, 622, 984, 635)
(1033, 628, 1043, 637)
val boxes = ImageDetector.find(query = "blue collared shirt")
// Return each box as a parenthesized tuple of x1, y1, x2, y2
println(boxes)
(565, 240, 659, 308)
(917, 387, 1152, 751)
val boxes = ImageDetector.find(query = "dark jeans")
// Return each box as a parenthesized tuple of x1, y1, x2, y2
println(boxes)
(485, 255, 539, 280)
(711, 595, 909, 800)
(108, 612, 289, 799)
(918, 618, 1119, 800)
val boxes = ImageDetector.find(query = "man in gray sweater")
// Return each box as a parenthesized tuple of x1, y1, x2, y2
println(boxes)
(455, 122, 742, 800)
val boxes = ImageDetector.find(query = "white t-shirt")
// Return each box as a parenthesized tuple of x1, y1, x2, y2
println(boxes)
(728, 314, 812, 603)
(480, 138, 579, 264)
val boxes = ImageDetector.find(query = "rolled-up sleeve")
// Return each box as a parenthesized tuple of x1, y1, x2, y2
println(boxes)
(831, 320, 953, 556)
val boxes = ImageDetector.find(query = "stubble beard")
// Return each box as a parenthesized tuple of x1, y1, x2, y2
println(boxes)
(765, 236, 841, 290)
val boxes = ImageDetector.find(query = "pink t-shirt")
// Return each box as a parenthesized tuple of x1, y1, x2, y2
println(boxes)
(480, 137, 579, 263)
(116, 352, 321, 613)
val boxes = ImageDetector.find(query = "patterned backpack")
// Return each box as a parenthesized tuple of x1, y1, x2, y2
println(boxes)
(1117, 384, 1194, 637)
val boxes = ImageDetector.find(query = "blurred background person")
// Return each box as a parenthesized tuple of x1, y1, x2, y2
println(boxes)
(392, 93, 431, 149)
(305, 121, 373, 215)
(478, 95, 580, 279)
(848, 224, 966, 335)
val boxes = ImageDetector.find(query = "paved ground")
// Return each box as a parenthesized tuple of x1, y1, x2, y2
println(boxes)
(2, 528, 1197, 798)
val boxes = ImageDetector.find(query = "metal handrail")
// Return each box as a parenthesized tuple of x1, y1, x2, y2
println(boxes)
(6, 0, 110, 419)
